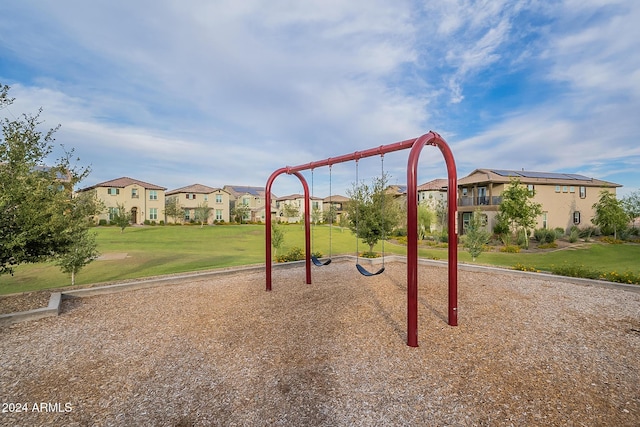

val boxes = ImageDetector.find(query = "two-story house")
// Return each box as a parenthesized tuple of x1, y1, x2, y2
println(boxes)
(223, 185, 271, 223)
(79, 177, 167, 224)
(323, 194, 350, 224)
(458, 169, 621, 234)
(165, 184, 231, 224)
(275, 194, 324, 223)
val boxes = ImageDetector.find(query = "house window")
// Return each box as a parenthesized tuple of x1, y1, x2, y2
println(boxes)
(242, 197, 250, 206)
(312, 201, 319, 209)
(186, 193, 196, 200)
(527, 184, 535, 195)
(131, 188, 139, 198)
(204, 195, 208, 201)
(462, 188, 468, 196)
(108, 207, 119, 221)
(216, 194, 223, 203)
(555, 185, 561, 193)
(579, 186, 586, 198)
(215, 209, 223, 220)
(562, 186, 568, 193)
(149, 190, 158, 200)
(184, 209, 191, 221)
(462, 212, 472, 232)
(149, 208, 158, 220)
(569, 186, 575, 193)
(573, 211, 581, 225)
(542, 212, 548, 229)
(107, 188, 120, 195)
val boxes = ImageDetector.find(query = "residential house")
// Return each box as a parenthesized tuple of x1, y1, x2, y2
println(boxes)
(323, 194, 350, 224)
(458, 169, 622, 234)
(223, 185, 271, 223)
(79, 177, 167, 224)
(165, 184, 231, 224)
(417, 179, 448, 208)
(275, 194, 324, 223)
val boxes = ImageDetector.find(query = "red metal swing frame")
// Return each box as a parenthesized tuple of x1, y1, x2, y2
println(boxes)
(265, 131, 458, 347)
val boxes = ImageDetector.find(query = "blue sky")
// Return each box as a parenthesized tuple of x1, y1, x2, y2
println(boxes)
(1, 0, 638, 198)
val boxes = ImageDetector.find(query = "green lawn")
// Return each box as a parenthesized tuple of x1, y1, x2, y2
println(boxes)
(1, 224, 639, 295)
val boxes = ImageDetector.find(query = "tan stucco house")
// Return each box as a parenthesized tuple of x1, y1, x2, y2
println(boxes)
(165, 184, 231, 224)
(275, 194, 324, 223)
(79, 177, 167, 225)
(223, 185, 271, 223)
(458, 169, 622, 234)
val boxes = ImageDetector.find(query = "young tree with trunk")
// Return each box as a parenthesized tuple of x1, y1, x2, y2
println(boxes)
(271, 221, 286, 259)
(111, 203, 130, 233)
(464, 209, 491, 261)
(164, 197, 183, 224)
(592, 190, 629, 239)
(498, 178, 542, 249)
(194, 201, 212, 227)
(1, 83, 101, 275)
(346, 172, 399, 254)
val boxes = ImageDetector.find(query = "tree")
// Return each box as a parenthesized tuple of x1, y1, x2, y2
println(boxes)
(111, 203, 130, 233)
(271, 221, 286, 259)
(231, 204, 251, 223)
(417, 204, 434, 240)
(592, 190, 629, 239)
(1, 83, 101, 275)
(622, 190, 640, 228)
(311, 206, 322, 225)
(164, 197, 183, 224)
(464, 209, 491, 261)
(56, 229, 99, 286)
(346, 172, 399, 254)
(194, 201, 212, 227)
(323, 205, 337, 224)
(498, 178, 542, 249)
(282, 202, 300, 222)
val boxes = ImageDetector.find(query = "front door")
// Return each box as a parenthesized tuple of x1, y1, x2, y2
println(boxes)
(130, 207, 138, 224)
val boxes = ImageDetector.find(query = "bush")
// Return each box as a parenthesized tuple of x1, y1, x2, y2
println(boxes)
(159, 220, 165, 226)
(534, 228, 556, 244)
(568, 228, 580, 243)
(513, 263, 539, 272)
(554, 227, 565, 238)
(276, 246, 305, 263)
(360, 251, 380, 258)
(98, 219, 108, 226)
(601, 236, 624, 244)
(500, 245, 521, 253)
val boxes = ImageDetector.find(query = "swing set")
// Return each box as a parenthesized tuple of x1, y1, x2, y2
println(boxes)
(265, 131, 458, 347)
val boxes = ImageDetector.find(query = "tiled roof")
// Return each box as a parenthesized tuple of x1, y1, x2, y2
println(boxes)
(80, 177, 166, 191)
(417, 179, 448, 191)
(166, 183, 222, 196)
(323, 195, 350, 202)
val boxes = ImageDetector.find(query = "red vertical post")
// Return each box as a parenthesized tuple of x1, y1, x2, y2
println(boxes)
(407, 132, 458, 347)
(265, 168, 312, 289)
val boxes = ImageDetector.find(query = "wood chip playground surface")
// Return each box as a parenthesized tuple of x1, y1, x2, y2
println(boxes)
(1, 261, 639, 426)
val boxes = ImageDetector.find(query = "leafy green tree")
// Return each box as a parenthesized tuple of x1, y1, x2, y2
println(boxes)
(346, 172, 399, 254)
(417, 204, 434, 240)
(164, 197, 183, 224)
(592, 190, 629, 239)
(271, 221, 286, 259)
(499, 178, 542, 249)
(622, 190, 640, 228)
(56, 229, 99, 286)
(311, 206, 322, 224)
(464, 209, 491, 261)
(1, 83, 100, 275)
(194, 201, 212, 227)
(282, 202, 300, 222)
(323, 205, 337, 224)
(111, 203, 130, 233)
(231, 204, 251, 223)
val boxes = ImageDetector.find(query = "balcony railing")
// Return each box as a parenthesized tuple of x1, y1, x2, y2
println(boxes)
(458, 196, 502, 206)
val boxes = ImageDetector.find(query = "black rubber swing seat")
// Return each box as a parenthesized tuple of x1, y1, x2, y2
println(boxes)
(311, 255, 332, 266)
(356, 263, 385, 277)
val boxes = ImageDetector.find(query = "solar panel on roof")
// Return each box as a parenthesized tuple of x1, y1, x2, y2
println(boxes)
(562, 173, 591, 181)
(491, 169, 523, 177)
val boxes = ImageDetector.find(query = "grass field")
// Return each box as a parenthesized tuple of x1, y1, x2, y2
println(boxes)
(1, 224, 639, 295)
